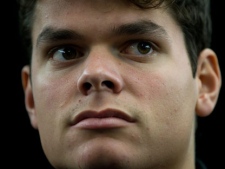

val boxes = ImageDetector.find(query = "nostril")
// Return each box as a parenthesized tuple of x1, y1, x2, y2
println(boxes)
(102, 80, 114, 89)
(83, 82, 92, 91)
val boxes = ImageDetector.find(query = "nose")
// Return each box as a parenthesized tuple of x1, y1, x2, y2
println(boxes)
(77, 51, 124, 95)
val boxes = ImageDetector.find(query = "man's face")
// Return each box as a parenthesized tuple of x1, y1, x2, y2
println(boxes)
(28, 0, 199, 168)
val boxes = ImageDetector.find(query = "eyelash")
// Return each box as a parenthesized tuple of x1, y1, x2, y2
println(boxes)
(120, 40, 155, 56)
(47, 40, 157, 62)
(48, 45, 84, 62)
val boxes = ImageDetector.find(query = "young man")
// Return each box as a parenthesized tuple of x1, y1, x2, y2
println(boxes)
(18, 0, 222, 169)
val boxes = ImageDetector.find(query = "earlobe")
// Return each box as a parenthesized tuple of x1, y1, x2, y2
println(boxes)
(21, 65, 38, 129)
(196, 49, 222, 117)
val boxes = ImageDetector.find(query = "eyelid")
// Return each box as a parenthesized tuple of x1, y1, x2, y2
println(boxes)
(46, 44, 85, 63)
(120, 40, 158, 55)
(48, 44, 84, 57)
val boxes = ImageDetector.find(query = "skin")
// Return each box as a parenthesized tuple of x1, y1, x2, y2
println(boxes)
(21, 0, 221, 169)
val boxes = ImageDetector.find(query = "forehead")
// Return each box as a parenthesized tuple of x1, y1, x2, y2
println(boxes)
(32, 0, 180, 45)
(33, 0, 174, 23)
(34, 0, 136, 17)
(37, 0, 133, 10)
(35, 0, 144, 11)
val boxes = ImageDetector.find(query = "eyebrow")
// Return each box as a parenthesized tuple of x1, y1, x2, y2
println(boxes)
(112, 20, 168, 37)
(36, 20, 168, 46)
(36, 27, 84, 47)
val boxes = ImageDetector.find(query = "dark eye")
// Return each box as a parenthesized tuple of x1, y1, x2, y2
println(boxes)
(122, 41, 153, 56)
(51, 46, 83, 61)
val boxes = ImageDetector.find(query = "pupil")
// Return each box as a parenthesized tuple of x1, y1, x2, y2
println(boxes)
(138, 42, 151, 54)
(61, 47, 76, 60)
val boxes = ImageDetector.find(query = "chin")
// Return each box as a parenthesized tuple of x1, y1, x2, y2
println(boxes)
(79, 158, 124, 169)
(75, 139, 134, 169)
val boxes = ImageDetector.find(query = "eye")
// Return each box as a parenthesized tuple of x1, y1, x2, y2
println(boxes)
(49, 46, 83, 61)
(121, 41, 154, 56)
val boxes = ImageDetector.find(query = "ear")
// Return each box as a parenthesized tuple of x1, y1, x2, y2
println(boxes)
(21, 65, 38, 129)
(196, 48, 222, 117)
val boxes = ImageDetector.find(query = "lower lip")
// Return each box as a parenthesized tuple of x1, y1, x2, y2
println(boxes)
(74, 118, 131, 129)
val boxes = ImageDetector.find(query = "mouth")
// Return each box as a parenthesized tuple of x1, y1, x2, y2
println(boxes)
(71, 108, 136, 129)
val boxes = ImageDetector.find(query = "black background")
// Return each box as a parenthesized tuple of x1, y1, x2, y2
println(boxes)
(3, 1, 224, 168)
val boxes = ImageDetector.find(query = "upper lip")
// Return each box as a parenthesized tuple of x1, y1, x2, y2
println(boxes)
(71, 108, 136, 126)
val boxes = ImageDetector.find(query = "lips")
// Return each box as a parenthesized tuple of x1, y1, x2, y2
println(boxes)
(71, 108, 136, 129)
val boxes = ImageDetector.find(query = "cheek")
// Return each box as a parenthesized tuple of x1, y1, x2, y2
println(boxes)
(34, 80, 58, 108)
(32, 71, 78, 122)
(31, 73, 77, 150)
(122, 68, 198, 160)
(128, 68, 197, 126)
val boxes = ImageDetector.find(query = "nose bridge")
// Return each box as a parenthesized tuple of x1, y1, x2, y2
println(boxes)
(85, 46, 113, 73)
(77, 46, 124, 95)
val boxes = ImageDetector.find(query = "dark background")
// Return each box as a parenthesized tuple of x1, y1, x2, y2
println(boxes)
(3, 1, 224, 168)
